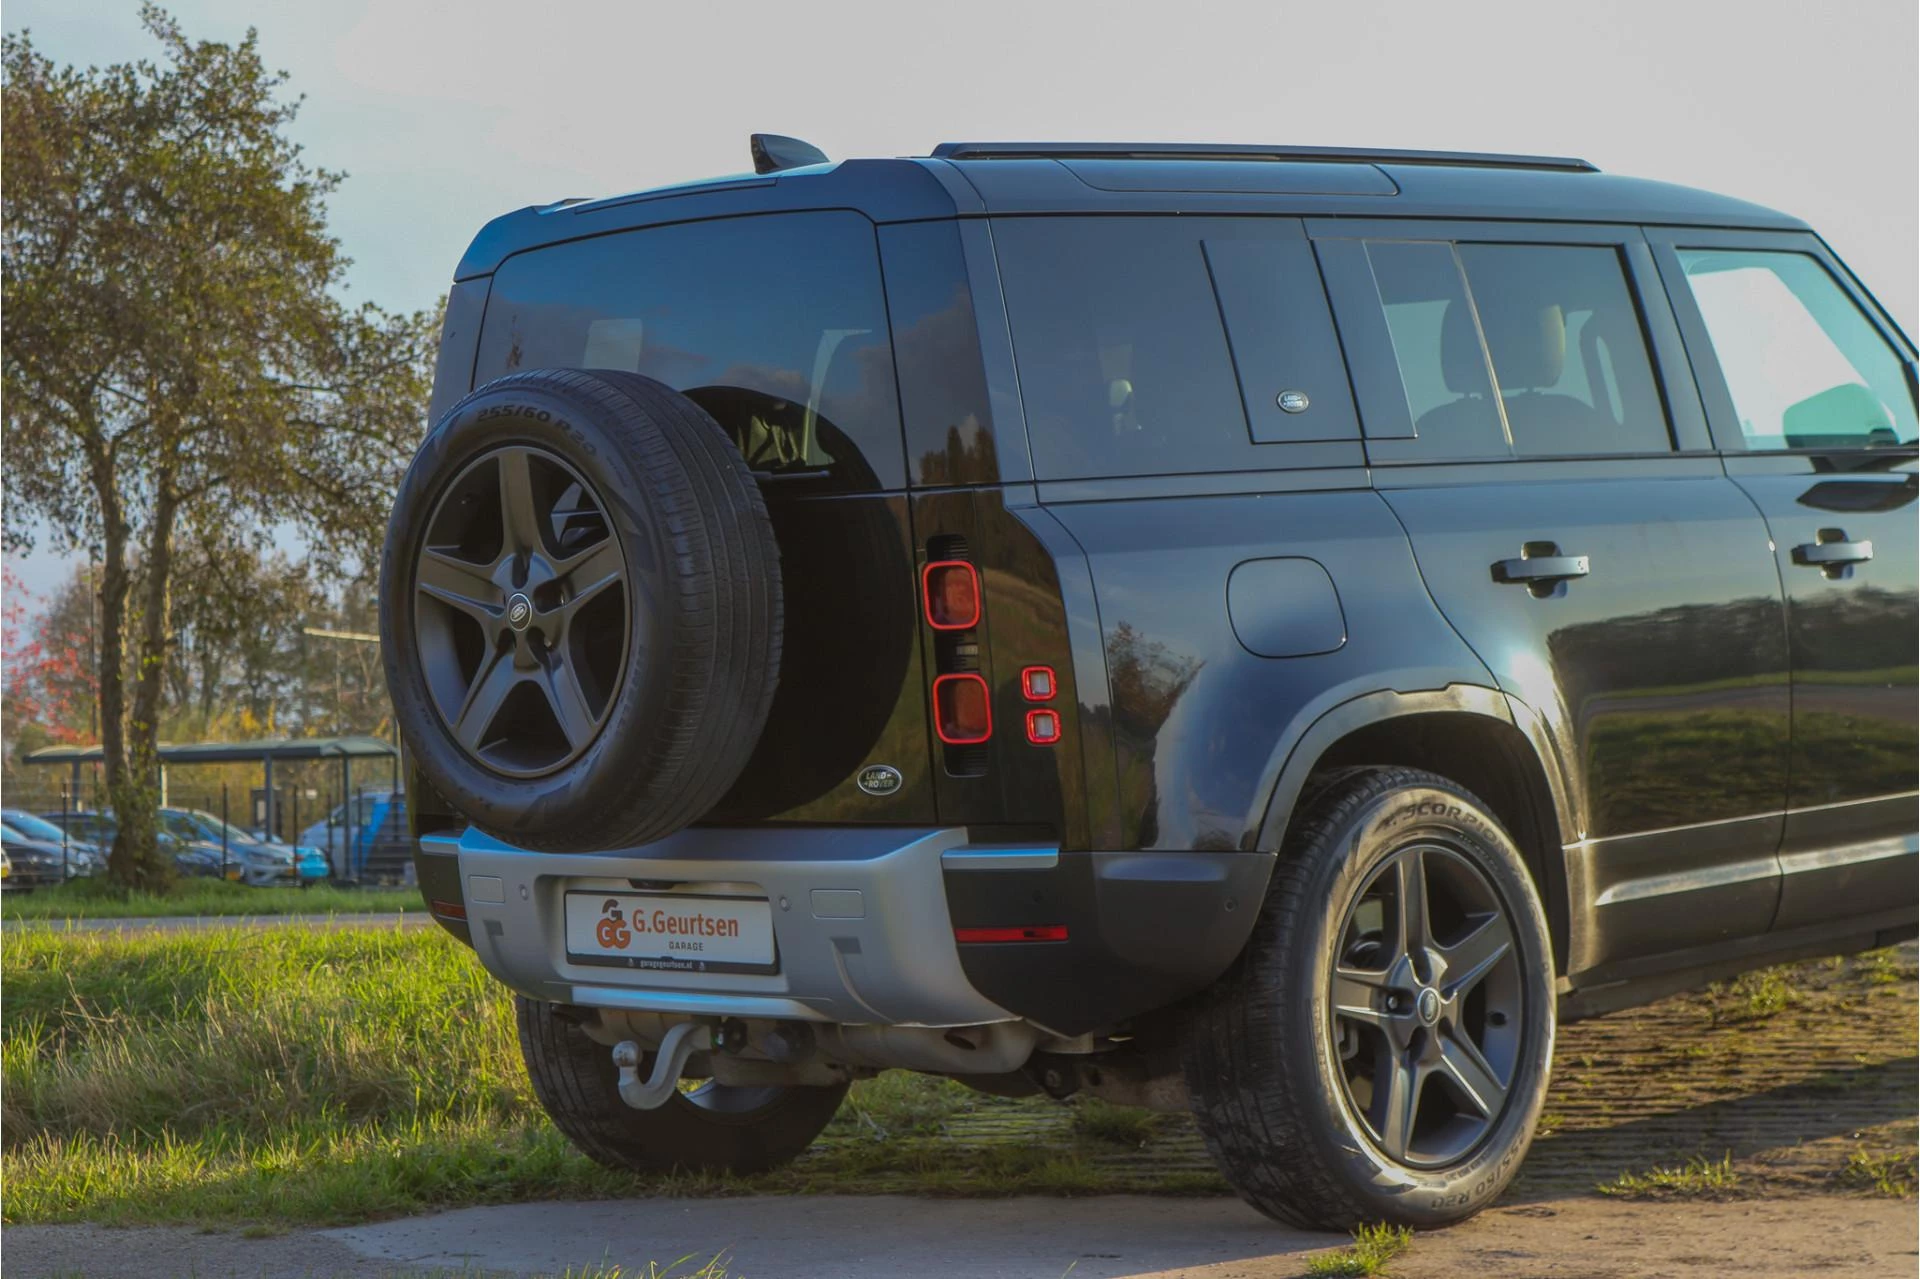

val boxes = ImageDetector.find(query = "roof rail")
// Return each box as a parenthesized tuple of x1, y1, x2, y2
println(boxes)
(929, 142, 1598, 173)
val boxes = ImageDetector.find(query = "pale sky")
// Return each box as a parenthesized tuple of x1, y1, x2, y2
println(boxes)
(6, 0, 1916, 598)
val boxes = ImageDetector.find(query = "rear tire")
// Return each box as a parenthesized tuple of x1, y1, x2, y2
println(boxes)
(1181, 767, 1555, 1229)
(381, 369, 782, 853)
(515, 997, 847, 1176)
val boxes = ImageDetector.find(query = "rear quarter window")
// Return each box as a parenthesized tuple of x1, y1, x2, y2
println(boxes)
(474, 211, 905, 491)
(992, 217, 1265, 481)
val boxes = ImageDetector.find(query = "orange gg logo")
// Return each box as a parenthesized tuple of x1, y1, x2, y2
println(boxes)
(595, 899, 632, 948)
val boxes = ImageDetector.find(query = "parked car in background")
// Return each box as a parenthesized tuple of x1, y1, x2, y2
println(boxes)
(298, 790, 406, 880)
(1, 830, 69, 887)
(159, 808, 328, 886)
(2, 809, 103, 876)
(39, 810, 234, 880)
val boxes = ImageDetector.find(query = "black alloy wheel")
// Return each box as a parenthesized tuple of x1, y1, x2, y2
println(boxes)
(1327, 843, 1524, 1168)
(414, 444, 629, 778)
(1179, 767, 1554, 1230)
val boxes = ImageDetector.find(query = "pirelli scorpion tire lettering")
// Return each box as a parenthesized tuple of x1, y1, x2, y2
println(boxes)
(380, 368, 782, 853)
(515, 997, 847, 1175)
(1181, 767, 1556, 1229)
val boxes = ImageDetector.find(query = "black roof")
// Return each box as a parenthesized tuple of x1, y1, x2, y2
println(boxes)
(453, 142, 1806, 280)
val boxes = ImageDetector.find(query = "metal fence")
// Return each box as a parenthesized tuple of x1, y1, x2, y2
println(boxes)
(3, 778, 414, 886)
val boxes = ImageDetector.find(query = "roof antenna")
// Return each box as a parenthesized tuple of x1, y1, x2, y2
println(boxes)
(750, 134, 829, 175)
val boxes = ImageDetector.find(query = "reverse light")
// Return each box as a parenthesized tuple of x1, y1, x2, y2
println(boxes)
(1025, 709, 1062, 745)
(922, 560, 981, 630)
(1020, 665, 1056, 701)
(932, 672, 993, 744)
(954, 925, 1069, 943)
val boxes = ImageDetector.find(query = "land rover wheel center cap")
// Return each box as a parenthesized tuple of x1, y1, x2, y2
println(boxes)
(1416, 986, 1442, 1025)
(506, 592, 534, 632)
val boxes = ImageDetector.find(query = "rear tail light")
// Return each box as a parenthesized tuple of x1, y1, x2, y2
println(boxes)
(1020, 666, 1056, 701)
(922, 561, 980, 630)
(932, 673, 992, 744)
(954, 924, 1069, 943)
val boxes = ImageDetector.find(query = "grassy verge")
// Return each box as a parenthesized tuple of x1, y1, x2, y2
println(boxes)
(1, 927, 1203, 1227)
(1, 877, 418, 921)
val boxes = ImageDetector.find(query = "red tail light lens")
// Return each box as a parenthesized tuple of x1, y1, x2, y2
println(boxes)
(922, 561, 980, 630)
(932, 672, 992, 744)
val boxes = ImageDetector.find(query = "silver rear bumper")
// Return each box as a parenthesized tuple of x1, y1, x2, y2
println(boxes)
(428, 825, 1047, 1028)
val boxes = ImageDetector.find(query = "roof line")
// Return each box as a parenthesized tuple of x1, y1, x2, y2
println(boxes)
(929, 142, 1598, 172)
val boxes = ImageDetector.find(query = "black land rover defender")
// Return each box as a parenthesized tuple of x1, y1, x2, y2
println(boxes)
(381, 137, 1918, 1228)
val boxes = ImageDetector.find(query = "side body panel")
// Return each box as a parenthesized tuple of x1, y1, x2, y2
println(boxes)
(1377, 468, 1791, 968)
(1046, 487, 1496, 853)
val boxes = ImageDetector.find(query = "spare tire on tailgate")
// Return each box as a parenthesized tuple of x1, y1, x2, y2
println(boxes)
(380, 369, 782, 852)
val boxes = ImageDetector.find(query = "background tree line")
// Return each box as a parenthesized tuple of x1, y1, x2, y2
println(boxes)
(2, 6, 438, 889)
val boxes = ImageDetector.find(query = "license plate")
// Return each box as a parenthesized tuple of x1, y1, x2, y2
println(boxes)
(564, 891, 777, 974)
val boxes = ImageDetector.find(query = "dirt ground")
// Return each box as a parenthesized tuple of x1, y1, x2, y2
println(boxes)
(8, 945, 1915, 1278)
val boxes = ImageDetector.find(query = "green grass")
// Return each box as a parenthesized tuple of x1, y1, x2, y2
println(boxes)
(1069, 1098, 1160, 1147)
(1306, 1223, 1413, 1277)
(1, 877, 418, 921)
(1856, 948, 1917, 987)
(1841, 1147, 1918, 1198)
(1598, 1152, 1741, 1199)
(1708, 966, 1798, 1024)
(1, 926, 1224, 1227)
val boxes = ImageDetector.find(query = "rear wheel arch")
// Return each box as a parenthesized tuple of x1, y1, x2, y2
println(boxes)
(1254, 689, 1574, 976)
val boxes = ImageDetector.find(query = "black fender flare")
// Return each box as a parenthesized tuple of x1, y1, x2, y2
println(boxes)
(1231, 684, 1583, 977)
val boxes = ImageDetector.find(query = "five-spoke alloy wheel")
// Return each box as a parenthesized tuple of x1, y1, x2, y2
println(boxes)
(1328, 843, 1523, 1169)
(415, 444, 630, 777)
(1181, 767, 1555, 1230)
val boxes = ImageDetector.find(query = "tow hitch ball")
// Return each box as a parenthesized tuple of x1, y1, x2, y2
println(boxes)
(611, 1022, 713, 1111)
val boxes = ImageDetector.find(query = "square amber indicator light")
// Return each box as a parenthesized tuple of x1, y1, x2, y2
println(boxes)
(933, 673, 993, 744)
(1025, 708, 1062, 745)
(1020, 665, 1057, 701)
(922, 561, 981, 631)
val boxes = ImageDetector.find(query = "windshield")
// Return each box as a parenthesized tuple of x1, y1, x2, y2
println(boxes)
(2, 811, 70, 842)
(180, 810, 256, 844)
(161, 810, 254, 844)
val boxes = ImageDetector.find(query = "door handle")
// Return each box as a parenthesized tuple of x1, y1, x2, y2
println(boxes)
(1792, 530, 1873, 572)
(1492, 543, 1590, 597)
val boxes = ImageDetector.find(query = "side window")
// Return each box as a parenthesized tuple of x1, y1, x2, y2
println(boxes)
(1676, 250, 1917, 451)
(1456, 245, 1670, 456)
(1365, 241, 1506, 458)
(474, 212, 905, 491)
(1359, 239, 1671, 459)
(878, 220, 999, 487)
(992, 217, 1254, 481)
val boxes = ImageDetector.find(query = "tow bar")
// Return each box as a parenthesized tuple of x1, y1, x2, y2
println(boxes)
(611, 1022, 712, 1110)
